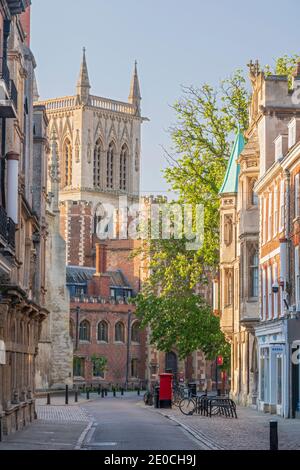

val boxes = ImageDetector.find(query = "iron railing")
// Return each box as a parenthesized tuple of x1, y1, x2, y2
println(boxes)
(0, 205, 16, 251)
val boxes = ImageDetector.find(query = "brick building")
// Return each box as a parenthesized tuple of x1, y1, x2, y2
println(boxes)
(68, 244, 146, 387)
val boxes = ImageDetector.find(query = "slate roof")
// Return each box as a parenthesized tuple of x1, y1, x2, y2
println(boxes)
(66, 265, 132, 289)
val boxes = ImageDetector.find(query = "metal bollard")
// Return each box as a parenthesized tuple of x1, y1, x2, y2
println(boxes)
(86, 389, 90, 400)
(113, 388, 116, 397)
(47, 393, 51, 405)
(101, 389, 104, 398)
(105, 389, 108, 396)
(270, 420, 278, 450)
(98, 385, 101, 395)
(75, 390, 78, 403)
(65, 385, 69, 405)
(137, 388, 140, 396)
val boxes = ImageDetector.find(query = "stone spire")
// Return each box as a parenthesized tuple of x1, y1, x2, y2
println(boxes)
(49, 128, 60, 213)
(128, 60, 141, 115)
(76, 47, 91, 104)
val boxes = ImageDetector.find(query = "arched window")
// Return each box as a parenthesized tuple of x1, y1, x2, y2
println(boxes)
(93, 203, 105, 235)
(224, 214, 233, 246)
(107, 142, 114, 189)
(131, 358, 138, 378)
(115, 322, 124, 342)
(79, 320, 90, 341)
(120, 144, 128, 190)
(225, 269, 233, 306)
(93, 139, 102, 187)
(98, 321, 108, 342)
(70, 319, 75, 339)
(131, 322, 140, 343)
(63, 138, 72, 187)
(250, 249, 259, 298)
(250, 179, 258, 206)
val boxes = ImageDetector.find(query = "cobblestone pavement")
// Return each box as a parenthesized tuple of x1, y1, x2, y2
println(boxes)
(150, 404, 300, 450)
(37, 405, 90, 422)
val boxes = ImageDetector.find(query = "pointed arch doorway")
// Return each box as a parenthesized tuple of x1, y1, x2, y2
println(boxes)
(165, 351, 178, 379)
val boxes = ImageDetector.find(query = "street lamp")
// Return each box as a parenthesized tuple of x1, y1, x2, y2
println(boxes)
(125, 309, 132, 389)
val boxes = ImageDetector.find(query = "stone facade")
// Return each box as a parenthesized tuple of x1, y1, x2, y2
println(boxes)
(35, 116, 73, 391)
(0, 1, 49, 436)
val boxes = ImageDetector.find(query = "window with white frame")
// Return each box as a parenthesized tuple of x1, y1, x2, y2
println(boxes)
(267, 265, 272, 320)
(295, 246, 300, 310)
(280, 179, 285, 231)
(295, 173, 300, 219)
(273, 263, 278, 318)
(261, 196, 265, 244)
(262, 268, 267, 320)
(273, 185, 278, 236)
(268, 192, 272, 241)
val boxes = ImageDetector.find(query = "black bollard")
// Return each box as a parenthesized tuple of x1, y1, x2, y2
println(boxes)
(47, 393, 51, 405)
(113, 388, 116, 397)
(86, 389, 90, 400)
(98, 385, 101, 395)
(105, 389, 108, 396)
(75, 390, 78, 403)
(65, 385, 69, 405)
(270, 421, 278, 451)
(137, 388, 140, 396)
(101, 389, 104, 398)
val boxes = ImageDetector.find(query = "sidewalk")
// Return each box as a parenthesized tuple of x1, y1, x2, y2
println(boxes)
(0, 396, 93, 450)
(150, 403, 300, 450)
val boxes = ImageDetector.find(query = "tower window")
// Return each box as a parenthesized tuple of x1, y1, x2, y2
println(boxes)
(107, 142, 114, 189)
(63, 138, 72, 187)
(93, 139, 102, 187)
(120, 144, 128, 191)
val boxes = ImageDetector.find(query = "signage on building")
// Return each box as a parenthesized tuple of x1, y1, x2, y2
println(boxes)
(271, 345, 285, 354)
(0, 340, 6, 365)
(217, 355, 223, 366)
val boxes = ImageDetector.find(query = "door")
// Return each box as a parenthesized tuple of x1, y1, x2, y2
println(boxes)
(165, 352, 178, 379)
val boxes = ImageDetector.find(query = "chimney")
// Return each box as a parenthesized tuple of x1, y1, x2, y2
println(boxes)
(20, 5, 31, 47)
(95, 243, 107, 275)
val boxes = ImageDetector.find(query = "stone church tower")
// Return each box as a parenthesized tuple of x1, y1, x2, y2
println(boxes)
(38, 50, 147, 289)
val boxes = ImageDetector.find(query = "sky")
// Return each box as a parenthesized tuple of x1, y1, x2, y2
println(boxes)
(31, 0, 300, 197)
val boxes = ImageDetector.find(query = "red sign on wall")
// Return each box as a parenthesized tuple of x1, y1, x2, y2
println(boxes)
(217, 355, 223, 366)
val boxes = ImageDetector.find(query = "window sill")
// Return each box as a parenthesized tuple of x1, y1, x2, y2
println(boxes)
(79, 340, 91, 344)
(114, 341, 125, 344)
(97, 341, 108, 344)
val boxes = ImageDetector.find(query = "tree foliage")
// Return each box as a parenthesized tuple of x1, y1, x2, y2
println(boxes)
(135, 56, 299, 369)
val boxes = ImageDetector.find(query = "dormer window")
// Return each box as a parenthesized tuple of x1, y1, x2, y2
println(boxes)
(288, 118, 300, 149)
(274, 135, 288, 161)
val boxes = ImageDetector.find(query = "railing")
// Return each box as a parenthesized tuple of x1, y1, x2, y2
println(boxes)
(0, 205, 16, 251)
(40, 95, 136, 116)
(71, 295, 134, 305)
(7, 217, 16, 250)
(9, 79, 18, 111)
(0, 60, 10, 91)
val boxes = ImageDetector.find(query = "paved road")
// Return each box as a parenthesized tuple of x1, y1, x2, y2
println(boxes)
(80, 395, 202, 450)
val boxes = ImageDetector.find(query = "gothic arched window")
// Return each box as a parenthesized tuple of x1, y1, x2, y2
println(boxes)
(79, 320, 90, 342)
(224, 214, 233, 246)
(98, 321, 108, 342)
(131, 321, 140, 343)
(107, 142, 115, 189)
(115, 321, 125, 342)
(63, 138, 72, 187)
(120, 143, 128, 190)
(93, 139, 102, 188)
(250, 179, 258, 206)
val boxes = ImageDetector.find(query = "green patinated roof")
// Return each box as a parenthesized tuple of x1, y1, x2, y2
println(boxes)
(219, 131, 245, 195)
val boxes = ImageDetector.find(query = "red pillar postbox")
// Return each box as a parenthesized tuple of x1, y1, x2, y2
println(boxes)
(159, 373, 173, 408)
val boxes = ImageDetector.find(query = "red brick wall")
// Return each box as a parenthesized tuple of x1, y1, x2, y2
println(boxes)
(70, 301, 146, 386)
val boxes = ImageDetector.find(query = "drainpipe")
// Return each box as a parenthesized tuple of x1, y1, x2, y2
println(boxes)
(284, 169, 292, 417)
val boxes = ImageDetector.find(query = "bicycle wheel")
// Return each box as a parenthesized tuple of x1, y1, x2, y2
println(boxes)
(179, 397, 196, 415)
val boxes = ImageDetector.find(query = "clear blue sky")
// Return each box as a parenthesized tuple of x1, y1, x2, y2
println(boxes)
(31, 0, 300, 196)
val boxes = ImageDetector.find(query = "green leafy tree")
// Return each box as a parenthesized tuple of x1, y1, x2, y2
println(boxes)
(136, 56, 299, 370)
(91, 354, 107, 377)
